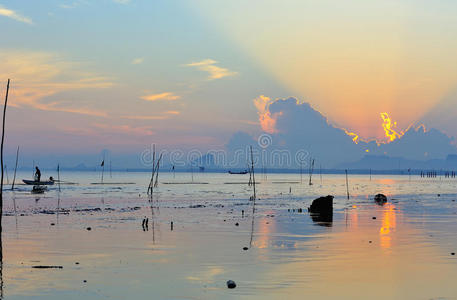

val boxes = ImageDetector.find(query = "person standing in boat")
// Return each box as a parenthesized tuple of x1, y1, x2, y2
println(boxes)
(34, 166, 41, 182)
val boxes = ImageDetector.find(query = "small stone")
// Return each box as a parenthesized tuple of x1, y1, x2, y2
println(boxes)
(243, 247, 248, 250)
(86, 227, 91, 231)
(226, 280, 236, 289)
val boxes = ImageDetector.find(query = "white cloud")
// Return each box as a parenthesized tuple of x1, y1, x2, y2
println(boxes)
(185, 59, 237, 80)
(0, 5, 33, 24)
(113, 0, 130, 4)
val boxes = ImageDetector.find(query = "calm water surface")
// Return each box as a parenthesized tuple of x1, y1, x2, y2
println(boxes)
(1, 171, 456, 299)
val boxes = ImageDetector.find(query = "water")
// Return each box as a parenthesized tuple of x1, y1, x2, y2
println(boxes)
(1, 171, 456, 299)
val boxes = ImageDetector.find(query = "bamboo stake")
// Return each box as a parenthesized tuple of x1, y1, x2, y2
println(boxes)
(345, 169, 350, 200)
(1, 79, 11, 263)
(308, 158, 315, 186)
(101, 153, 105, 184)
(11, 146, 19, 190)
(148, 145, 157, 194)
(57, 164, 61, 192)
(154, 154, 162, 188)
(249, 145, 257, 247)
(250, 146, 256, 200)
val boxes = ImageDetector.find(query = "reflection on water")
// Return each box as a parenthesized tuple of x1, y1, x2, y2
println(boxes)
(310, 212, 333, 227)
(0, 172, 456, 299)
(379, 203, 397, 250)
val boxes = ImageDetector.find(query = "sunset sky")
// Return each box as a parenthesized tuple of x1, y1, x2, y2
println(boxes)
(1, 0, 457, 157)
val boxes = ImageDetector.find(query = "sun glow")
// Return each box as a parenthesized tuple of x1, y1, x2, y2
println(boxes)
(380, 113, 404, 142)
(343, 130, 360, 144)
(343, 112, 418, 144)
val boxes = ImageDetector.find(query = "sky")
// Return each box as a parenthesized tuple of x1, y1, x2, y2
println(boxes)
(1, 0, 457, 168)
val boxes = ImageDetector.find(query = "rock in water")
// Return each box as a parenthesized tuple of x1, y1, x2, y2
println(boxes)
(226, 280, 236, 289)
(308, 195, 333, 214)
(374, 194, 387, 204)
(308, 196, 334, 226)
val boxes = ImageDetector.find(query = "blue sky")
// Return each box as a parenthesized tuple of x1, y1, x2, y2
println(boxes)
(1, 0, 457, 167)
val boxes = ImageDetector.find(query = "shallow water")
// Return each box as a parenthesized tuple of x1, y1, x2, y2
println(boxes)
(1, 171, 456, 299)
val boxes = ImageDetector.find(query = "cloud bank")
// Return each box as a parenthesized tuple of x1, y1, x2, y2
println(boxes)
(227, 96, 457, 168)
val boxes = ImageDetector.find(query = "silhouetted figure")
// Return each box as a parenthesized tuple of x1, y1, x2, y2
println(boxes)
(34, 166, 41, 182)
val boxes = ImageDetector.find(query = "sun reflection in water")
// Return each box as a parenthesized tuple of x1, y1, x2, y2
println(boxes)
(252, 212, 276, 250)
(379, 203, 397, 250)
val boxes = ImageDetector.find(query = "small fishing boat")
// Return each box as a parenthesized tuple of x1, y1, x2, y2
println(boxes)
(228, 170, 248, 175)
(23, 179, 55, 185)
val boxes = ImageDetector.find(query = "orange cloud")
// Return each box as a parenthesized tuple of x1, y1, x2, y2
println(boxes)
(93, 123, 154, 136)
(185, 59, 237, 80)
(140, 92, 180, 102)
(0, 50, 112, 116)
(253, 95, 278, 133)
(120, 110, 180, 120)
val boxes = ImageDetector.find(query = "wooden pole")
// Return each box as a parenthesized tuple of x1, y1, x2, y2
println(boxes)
(250, 146, 256, 200)
(345, 169, 350, 200)
(148, 144, 156, 194)
(11, 146, 19, 190)
(57, 163, 61, 192)
(308, 158, 314, 186)
(101, 153, 105, 184)
(154, 154, 162, 188)
(1, 79, 11, 263)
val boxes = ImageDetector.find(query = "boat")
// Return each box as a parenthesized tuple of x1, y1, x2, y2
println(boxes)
(228, 170, 249, 175)
(23, 179, 55, 185)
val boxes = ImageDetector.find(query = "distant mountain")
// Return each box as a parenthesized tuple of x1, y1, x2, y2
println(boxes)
(67, 163, 95, 171)
(337, 154, 457, 170)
